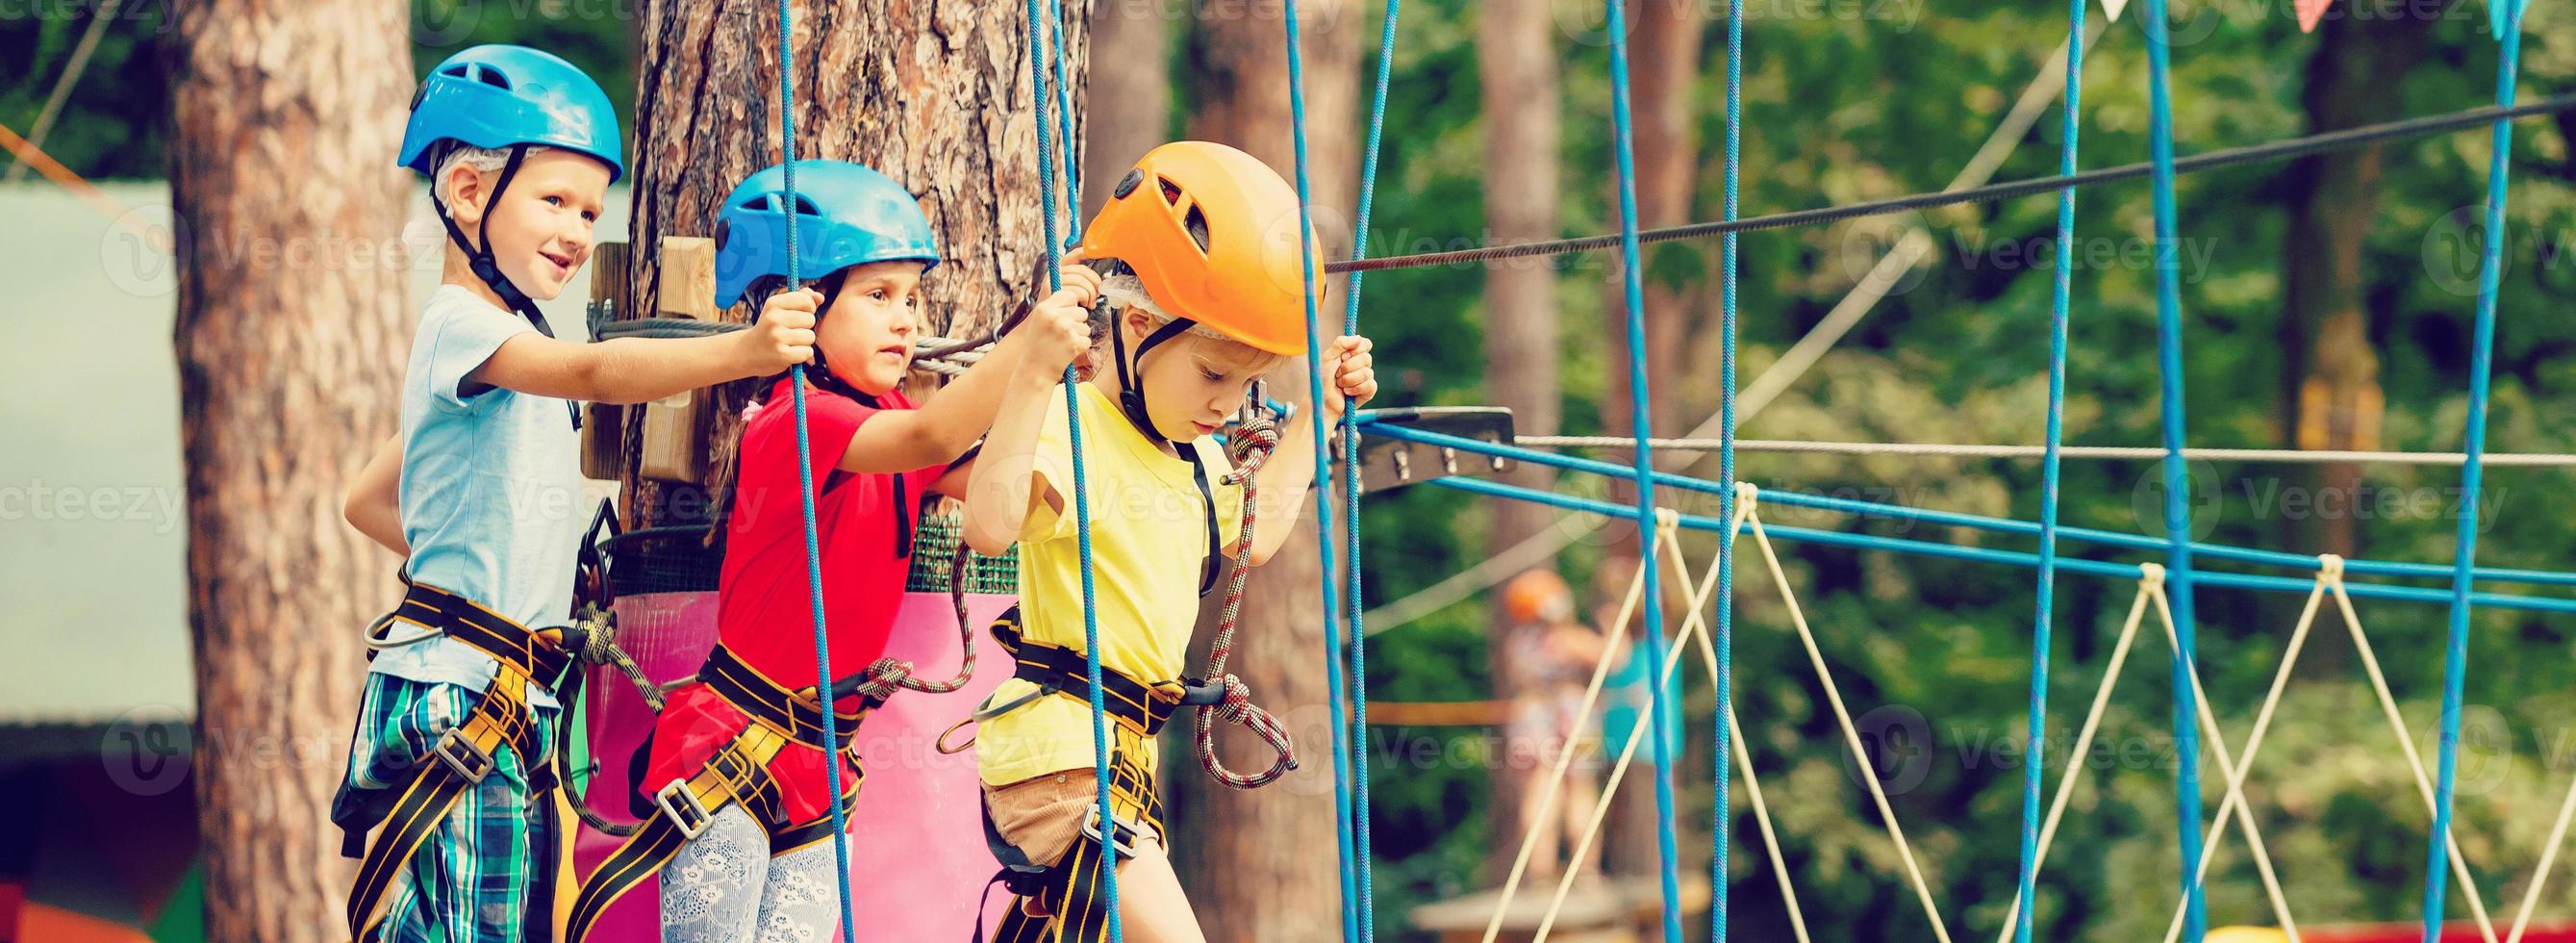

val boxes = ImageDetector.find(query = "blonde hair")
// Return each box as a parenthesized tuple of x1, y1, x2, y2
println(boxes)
(432, 143, 564, 219)
(1103, 271, 1287, 375)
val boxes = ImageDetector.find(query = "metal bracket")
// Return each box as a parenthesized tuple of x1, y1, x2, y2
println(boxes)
(1341, 407, 1518, 496)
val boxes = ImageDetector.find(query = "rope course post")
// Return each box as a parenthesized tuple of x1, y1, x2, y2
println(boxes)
(1275, 1, 1361, 938)
(1600, 0, 1685, 936)
(2013, 0, 2084, 937)
(2428, 5, 2526, 937)
(768, 0, 861, 936)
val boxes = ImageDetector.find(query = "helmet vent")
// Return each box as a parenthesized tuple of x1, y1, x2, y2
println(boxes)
(742, 193, 821, 217)
(1158, 176, 1184, 205)
(1182, 204, 1211, 253)
(441, 63, 513, 90)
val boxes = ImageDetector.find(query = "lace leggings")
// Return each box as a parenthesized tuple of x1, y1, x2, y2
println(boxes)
(658, 806, 841, 943)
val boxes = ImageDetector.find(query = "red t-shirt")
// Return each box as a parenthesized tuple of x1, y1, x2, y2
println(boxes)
(643, 379, 944, 826)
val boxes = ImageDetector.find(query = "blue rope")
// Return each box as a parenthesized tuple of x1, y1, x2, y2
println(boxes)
(1020, 0, 1119, 936)
(2425, 7, 2524, 937)
(1713, 0, 1742, 935)
(1361, 421, 2576, 600)
(2137, 4, 2205, 937)
(1602, 1, 1683, 937)
(770, 1, 859, 937)
(1337, 1, 1402, 938)
(1045, 1, 1081, 231)
(1275, 3, 1360, 938)
(2014, 2, 2084, 938)
(1416, 472, 2576, 614)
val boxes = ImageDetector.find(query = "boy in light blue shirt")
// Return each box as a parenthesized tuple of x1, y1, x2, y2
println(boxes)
(331, 45, 819, 942)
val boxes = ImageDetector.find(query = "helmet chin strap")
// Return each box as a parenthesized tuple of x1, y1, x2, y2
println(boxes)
(772, 275, 919, 560)
(1107, 302, 1224, 596)
(431, 145, 555, 340)
(429, 144, 579, 428)
(1109, 306, 1200, 447)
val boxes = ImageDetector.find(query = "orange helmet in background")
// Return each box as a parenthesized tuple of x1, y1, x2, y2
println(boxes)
(1503, 570, 1576, 624)
(1080, 140, 1320, 356)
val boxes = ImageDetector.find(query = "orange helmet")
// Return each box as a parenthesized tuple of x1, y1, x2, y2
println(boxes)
(1081, 141, 1320, 356)
(1503, 570, 1575, 624)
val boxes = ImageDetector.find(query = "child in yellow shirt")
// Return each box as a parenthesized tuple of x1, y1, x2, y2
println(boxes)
(960, 140, 1378, 942)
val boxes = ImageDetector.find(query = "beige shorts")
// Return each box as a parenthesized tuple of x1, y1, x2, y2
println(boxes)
(985, 769, 1164, 868)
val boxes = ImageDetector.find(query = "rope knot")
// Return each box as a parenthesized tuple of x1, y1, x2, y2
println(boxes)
(2137, 562, 2167, 588)
(1733, 481, 1761, 509)
(2315, 553, 2346, 581)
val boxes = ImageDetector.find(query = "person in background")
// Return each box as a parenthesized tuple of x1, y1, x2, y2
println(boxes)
(1500, 568, 1611, 882)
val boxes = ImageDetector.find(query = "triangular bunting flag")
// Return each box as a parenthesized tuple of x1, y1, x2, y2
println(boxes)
(2102, 0, 2131, 22)
(2490, 0, 2527, 39)
(2295, 0, 2334, 32)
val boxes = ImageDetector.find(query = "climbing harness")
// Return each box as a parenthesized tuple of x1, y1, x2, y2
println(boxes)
(334, 580, 582, 943)
(563, 641, 875, 941)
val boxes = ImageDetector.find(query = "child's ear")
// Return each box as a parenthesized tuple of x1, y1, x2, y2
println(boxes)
(442, 163, 490, 226)
(1123, 308, 1157, 343)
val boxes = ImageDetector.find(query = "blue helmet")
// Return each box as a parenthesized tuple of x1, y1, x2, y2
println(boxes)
(713, 160, 941, 309)
(399, 45, 623, 181)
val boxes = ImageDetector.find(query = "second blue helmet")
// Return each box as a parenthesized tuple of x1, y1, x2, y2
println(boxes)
(713, 160, 941, 309)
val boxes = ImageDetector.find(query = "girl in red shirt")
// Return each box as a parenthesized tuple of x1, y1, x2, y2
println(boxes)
(567, 160, 1095, 942)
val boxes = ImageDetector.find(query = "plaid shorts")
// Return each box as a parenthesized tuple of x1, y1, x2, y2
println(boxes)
(341, 672, 562, 943)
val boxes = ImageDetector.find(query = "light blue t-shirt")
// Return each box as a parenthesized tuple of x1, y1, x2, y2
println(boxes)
(369, 284, 582, 709)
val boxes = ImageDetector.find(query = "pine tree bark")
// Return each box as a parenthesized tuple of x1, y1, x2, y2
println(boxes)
(2278, 11, 2427, 559)
(1168, 0, 1359, 934)
(1083, 0, 1174, 219)
(627, 0, 1090, 523)
(1478, 0, 1565, 886)
(168, 1, 414, 938)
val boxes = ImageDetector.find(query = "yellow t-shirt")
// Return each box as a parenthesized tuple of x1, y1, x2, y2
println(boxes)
(976, 382, 1246, 788)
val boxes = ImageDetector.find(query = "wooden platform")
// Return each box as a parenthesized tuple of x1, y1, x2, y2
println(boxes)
(1409, 876, 1710, 943)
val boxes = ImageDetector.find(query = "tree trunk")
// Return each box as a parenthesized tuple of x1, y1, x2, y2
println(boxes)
(168, 1, 414, 938)
(1169, 0, 1358, 934)
(1083, 0, 1173, 220)
(1478, 0, 1564, 886)
(1600, 0, 1705, 445)
(1596, 0, 1703, 882)
(629, 0, 1090, 523)
(2277, 11, 2426, 560)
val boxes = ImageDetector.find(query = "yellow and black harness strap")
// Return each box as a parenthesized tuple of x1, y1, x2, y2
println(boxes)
(342, 582, 571, 943)
(564, 643, 872, 942)
(974, 607, 1193, 943)
(988, 610, 1190, 740)
(984, 734, 1166, 943)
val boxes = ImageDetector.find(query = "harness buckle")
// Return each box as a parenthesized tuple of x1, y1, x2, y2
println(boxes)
(430, 729, 493, 783)
(654, 778, 714, 841)
(1081, 804, 1141, 861)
